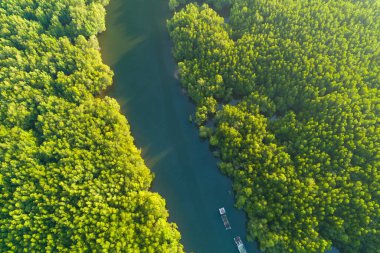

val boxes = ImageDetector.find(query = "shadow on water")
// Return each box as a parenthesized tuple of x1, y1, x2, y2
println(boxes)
(99, 0, 340, 253)
(100, 2, 145, 67)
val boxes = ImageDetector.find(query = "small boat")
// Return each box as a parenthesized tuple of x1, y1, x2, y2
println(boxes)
(219, 207, 231, 230)
(234, 236, 247, 253)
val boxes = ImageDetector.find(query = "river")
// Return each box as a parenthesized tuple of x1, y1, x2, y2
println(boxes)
(97, 0, 344, 252)
(98, 0, 258, 252)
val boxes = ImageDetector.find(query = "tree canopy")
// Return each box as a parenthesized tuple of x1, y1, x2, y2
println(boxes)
(0, 0, 184, 252)
(168, 1, 379, 252)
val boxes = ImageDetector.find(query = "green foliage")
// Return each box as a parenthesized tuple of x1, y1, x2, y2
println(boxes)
(0, 0, 108, 37)
(169, 0, 180, 11)
(0, 1, 183, 252)
(169, 0, 379, 252)
(169, 0, 232, 11)
(195, 97, 217, 125)
(168, 4, 235, 103)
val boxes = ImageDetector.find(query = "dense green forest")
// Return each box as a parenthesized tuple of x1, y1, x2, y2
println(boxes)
(0, 0, 184, 252)
(168, 0, 379, 252)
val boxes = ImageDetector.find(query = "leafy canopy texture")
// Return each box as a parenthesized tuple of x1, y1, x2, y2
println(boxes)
(168, 0, 379, 252)
(0, 0, 184, 252)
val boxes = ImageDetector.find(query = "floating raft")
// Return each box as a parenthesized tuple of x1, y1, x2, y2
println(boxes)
(219, 207, 231, 230)
(234, 236, 247, 253)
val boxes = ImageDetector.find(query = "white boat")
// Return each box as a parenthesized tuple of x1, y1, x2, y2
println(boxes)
(234, 236, 247, 253)
(218, 207, 231, 229)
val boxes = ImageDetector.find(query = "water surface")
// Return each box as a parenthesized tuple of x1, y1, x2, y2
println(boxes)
(98, 1, 343, 252)
(98, 0, 257, 252)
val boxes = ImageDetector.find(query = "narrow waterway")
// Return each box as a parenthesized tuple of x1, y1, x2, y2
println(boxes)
(98, 0, 258, 252)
